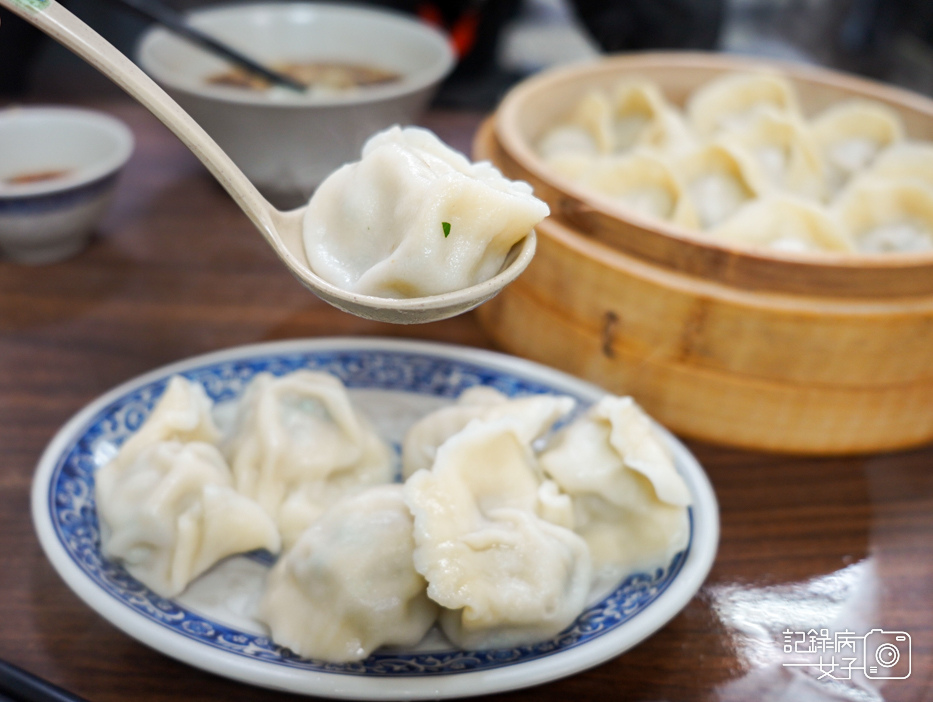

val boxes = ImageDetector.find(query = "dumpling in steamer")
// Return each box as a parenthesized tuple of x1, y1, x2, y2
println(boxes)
(579, 152, 699, 228)
(608, 81, 694, 155)
(302, 126, 549, 299)
(95, 440, 280, 598)
(709, 194, 854, 254)
(401, 385, 575, 478)
(686, 71, 802, 138)
(868, 141, 933, 192)
(539, 396, 691, 574)
(224, 370, 394, 546)
(832, 178, 933, 253)
(811, 100, 905, 195)
(404, 416, 591, 650)
(675, 142, 763, 229)
(259, 485, 438, 662)
(724, 109, 826, 201)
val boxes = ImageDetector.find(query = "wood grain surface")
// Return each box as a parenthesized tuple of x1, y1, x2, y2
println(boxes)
(0, 100, 930, 702)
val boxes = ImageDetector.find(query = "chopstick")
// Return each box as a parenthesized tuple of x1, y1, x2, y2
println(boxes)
(0, 659, 91, 702)
(104, 0, 308, 92)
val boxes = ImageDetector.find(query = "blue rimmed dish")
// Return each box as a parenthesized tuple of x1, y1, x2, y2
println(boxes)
(31, 337, 719, 699)
(0, 106, 134, 264)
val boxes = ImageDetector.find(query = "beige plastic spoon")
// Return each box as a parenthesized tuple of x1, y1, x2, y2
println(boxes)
(2, 0, 536, 324)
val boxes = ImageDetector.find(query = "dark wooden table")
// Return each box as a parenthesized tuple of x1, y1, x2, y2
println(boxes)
(1, 100, 931, 702)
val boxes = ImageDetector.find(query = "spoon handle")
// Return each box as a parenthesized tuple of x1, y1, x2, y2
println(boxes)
(103, 0, 307, 92)
(0, 0, 281, 242)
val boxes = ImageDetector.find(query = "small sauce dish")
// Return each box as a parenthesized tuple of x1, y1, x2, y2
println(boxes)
(0, 106, 134, 264)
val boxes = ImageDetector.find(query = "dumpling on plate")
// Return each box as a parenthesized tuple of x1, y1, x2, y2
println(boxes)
(868, 141, 933, 192)
(832, 178, 933, 253)
(224, 370, 394, 546)
(302, 125, 549, 299)
(723, 109, 826, 201)
(675, 142, 763, 229)
(401, 385, 575, 478)
(111, 375, 222, 469)
(258, 485, 438, 662)
(539, 396, 691, 574)
(95, 440, 280, 598)
(579, 152, 699, 228)
(686, 71, 802, 138)
(404, 416, 591, 650)
(709, 194, 854, 254)
(811, 99, 905, 195)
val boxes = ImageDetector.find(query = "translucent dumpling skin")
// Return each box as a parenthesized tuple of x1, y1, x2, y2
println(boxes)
(96, 440, 280, 598)
(404, 416, 592, 650)
(302, 126, 549, 299)
(258, 485, 438, 662)
(539, 396, 691, 574)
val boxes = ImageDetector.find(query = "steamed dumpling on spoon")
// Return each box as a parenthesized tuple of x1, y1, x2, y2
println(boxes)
(302, 126, 550, 299)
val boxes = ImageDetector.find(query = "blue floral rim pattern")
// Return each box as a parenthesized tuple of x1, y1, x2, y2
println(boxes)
(48, 347, 691, 677)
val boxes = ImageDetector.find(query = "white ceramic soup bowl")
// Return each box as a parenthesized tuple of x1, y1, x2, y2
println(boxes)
(0, 106, 134, 265)
(136, 2, 455, 208)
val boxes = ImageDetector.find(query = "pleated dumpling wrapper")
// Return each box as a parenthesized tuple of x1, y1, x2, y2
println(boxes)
(537, 81, 693, 160)
(259, 485, 438, 662)
(303, 126, 549, 299)
(811, 99, 905, 195)
(868, 141, 933, 192)
(832, 178, 933, 253)
(401, 385, 575, 478)
(723, 108, 826, 201)
(404, 415, 591, 650)
(96, 440, 280, 598)
(608, 80, 694, 155)
(108, 374, 222, 470)
(709, 194, 854, 254)
(539, 396, 691, 574)
(675, 142, 764, 230)
(686, 71, 802, 138)
(224, 370, 394, 547)
(578, 151, 699, 228)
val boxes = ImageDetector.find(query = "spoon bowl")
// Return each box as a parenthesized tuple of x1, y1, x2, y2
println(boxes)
(3, 0, 536, 324)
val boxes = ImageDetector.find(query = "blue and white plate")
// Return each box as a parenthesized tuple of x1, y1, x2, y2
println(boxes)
(32, 338, 719, 700)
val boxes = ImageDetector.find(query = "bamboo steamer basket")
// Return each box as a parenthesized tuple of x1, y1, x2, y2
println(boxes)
(475, 52, 933, 455)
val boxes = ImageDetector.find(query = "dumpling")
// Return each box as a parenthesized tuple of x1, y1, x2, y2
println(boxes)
(302, 125, 549, 299)
(113, 375, 222, 469)
(608, 80, 695, 155)
(401, 385, 576, 478)
(687, 71, 802, 138)
(404, 416, 591, 650)
(579, 152, 699, 227)
(224, 370, 394, 546)
(537, 124, 601, 162)
(562, 89, 615, 154)
(96, 440, 280, 598)
(811, 100, 905, 195)
(832, 178, 933, 253)
(709, 194, 854, 254)
(868, 141, 933, 192)
(675, 142, 763, 229)
(258, 485, 438, 662)
(723, 109, 826, 201)
(539, 396, 691, 574)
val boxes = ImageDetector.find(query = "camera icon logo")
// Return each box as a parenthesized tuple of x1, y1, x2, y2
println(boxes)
(863, 629, 911, 680)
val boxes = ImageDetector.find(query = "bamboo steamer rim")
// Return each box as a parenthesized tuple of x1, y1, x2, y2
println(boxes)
(493, 51, 933, 298)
